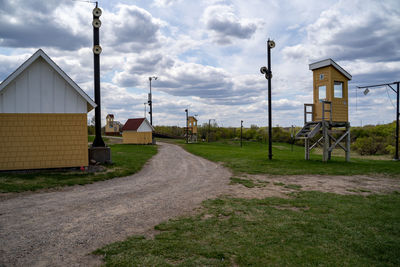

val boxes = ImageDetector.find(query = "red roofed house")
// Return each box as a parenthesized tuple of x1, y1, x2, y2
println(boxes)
(122, 118, 154, 144)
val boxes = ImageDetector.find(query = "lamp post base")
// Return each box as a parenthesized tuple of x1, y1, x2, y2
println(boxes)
(89, 146, 112, 164)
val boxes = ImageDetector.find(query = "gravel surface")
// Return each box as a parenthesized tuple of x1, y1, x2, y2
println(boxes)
(0, 142, 231, 267)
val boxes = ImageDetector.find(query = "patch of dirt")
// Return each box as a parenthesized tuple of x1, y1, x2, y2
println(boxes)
(225, 174, 400, 199)
(0, 142, 231, 267)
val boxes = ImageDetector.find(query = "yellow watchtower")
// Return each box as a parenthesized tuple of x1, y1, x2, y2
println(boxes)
(309, 59, 352, 122)
(186, 116, 198, 142)
(296, 59, 352, 162)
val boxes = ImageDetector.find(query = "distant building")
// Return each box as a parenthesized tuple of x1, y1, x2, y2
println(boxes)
(105, 114, 121, 136)
(0, 49, 96, 170)
(186, 116, 198, 142)
(122, 118, 154, 144)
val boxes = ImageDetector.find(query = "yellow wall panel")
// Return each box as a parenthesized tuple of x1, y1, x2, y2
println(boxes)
(122, 131, 152, 144)
(0, 113, 88, 171)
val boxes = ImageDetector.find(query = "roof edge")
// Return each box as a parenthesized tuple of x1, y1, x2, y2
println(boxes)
(0, 49, 97, 111)
(309, 58, 352, 80)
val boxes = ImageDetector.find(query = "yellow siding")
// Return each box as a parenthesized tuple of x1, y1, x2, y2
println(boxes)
(312, 66, 349, 122)
(122, 131, 152, 144)
(0, 113, 88, 171)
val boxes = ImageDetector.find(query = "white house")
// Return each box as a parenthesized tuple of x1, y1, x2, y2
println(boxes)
(0, 49, 96, 170)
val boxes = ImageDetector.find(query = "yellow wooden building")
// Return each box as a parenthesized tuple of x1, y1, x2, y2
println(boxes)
(122, 118, 154, 144)
(105, 114, 121, 136)
(0, 49, 96, 171)
(309, 58, 352, 122)
(296, 58, 352, 162)
(187, 116, 198, 142)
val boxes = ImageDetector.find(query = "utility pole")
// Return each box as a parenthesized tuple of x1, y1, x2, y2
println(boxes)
(357, 81, 399, 160)
(185, 109, 189, 144)
(148, 76, 157, 125)
(240, 120, 243, 147)
(291, 125, 294, 152)
(260, 38, 275, 160)
(88, 2, 111, 164)
(91, 2, 105, 147)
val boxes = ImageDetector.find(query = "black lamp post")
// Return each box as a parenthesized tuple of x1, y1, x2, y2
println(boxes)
(148, 76, 157, 125)
(240, 120, 243, 147)
(91, 3, 105, 147)
(185, 109, 188, 144)
(260, 38, 275, 160)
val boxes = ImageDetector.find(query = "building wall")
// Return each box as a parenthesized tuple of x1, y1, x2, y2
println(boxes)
(330, 67, 348, 122)
(312, 66, 348, 122)
(0, 113, 88, 171)
(0, 57, 87, 114)
(122, 131, 152, 144)
(137, 120, 153, 132)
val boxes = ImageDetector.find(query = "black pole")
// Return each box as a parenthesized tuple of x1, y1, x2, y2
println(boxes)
(240, 120, 243, 147)
(92, 3, 105, 147)
(149, 78, 152, 125)
(208, 119, 211, 142)
(395, 82, 399, 160)
(267, 40, 272, 160)
(185, 109, 188, 144)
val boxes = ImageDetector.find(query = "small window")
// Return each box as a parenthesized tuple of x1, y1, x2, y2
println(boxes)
(334, 81, 343, 98)
(319, 74, 324, 80)
(318, 85, 326, 101)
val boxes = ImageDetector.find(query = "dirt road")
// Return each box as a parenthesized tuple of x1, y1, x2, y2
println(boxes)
(0, 142, 231, 266)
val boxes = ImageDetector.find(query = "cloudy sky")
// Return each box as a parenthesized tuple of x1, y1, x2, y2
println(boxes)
(0, 0, 399, 127)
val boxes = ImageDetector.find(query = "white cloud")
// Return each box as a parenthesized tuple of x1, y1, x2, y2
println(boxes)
(202, 4, 261, 44)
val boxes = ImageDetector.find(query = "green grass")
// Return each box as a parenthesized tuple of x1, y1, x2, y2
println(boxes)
(182, 141, 400, 176)
(94, 191, 400, 266)
(0, 144, 157, 192)
(230, 177, 269, 188)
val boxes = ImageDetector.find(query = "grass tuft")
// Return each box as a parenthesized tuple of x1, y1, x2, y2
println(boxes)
(94, 192, 400, 266)
(0, 144, 157, 193)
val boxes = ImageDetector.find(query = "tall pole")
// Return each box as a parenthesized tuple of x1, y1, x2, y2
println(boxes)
(396, 82, 399, 160)
(185, 109, 188, 144)
(357, 81, 399, 161)
(149, 78, 152, 125)
(267, 39, 273, 160)
(143, 103, 146, 118)
(92, 3, 105, 147)
(240, 120, 243, 147)
(208, 119, 211, 143)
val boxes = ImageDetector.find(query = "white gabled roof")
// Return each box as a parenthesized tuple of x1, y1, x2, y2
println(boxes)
(0, 49, 96, 110)
(309, 58, 352, 80)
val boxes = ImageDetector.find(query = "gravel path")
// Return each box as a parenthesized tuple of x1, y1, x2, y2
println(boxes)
(0, 142, 231, 267)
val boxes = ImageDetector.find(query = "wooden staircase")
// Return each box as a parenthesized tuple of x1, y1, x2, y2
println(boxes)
(295, 121, 321, 139)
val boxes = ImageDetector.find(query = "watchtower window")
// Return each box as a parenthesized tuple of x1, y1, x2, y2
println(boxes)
(319, 74, 324, 80)
(334, 81, 343, 98)
(318, 85, 326, 101)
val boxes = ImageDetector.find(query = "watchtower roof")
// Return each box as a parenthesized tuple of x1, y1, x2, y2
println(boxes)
(309, 58, 352, 80)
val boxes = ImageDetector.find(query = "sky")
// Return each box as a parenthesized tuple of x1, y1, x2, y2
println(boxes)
(0, 0, 399, 127)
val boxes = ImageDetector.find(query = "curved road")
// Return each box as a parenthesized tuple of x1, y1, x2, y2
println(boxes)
(0, 142, 231, 266)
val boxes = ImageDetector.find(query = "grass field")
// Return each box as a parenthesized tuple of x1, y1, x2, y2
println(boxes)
(95, 191, 400, 266)
(182, 141, 400, 176)
(0, 144, 157, 193)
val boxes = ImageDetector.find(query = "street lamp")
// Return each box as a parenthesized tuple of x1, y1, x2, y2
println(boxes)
(148, 76, 157, 125)
(185, 109, 188, 144)
(240, 120, 243, 147)
(208, 119, 215, 142)
(260, 38, 275, 160)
